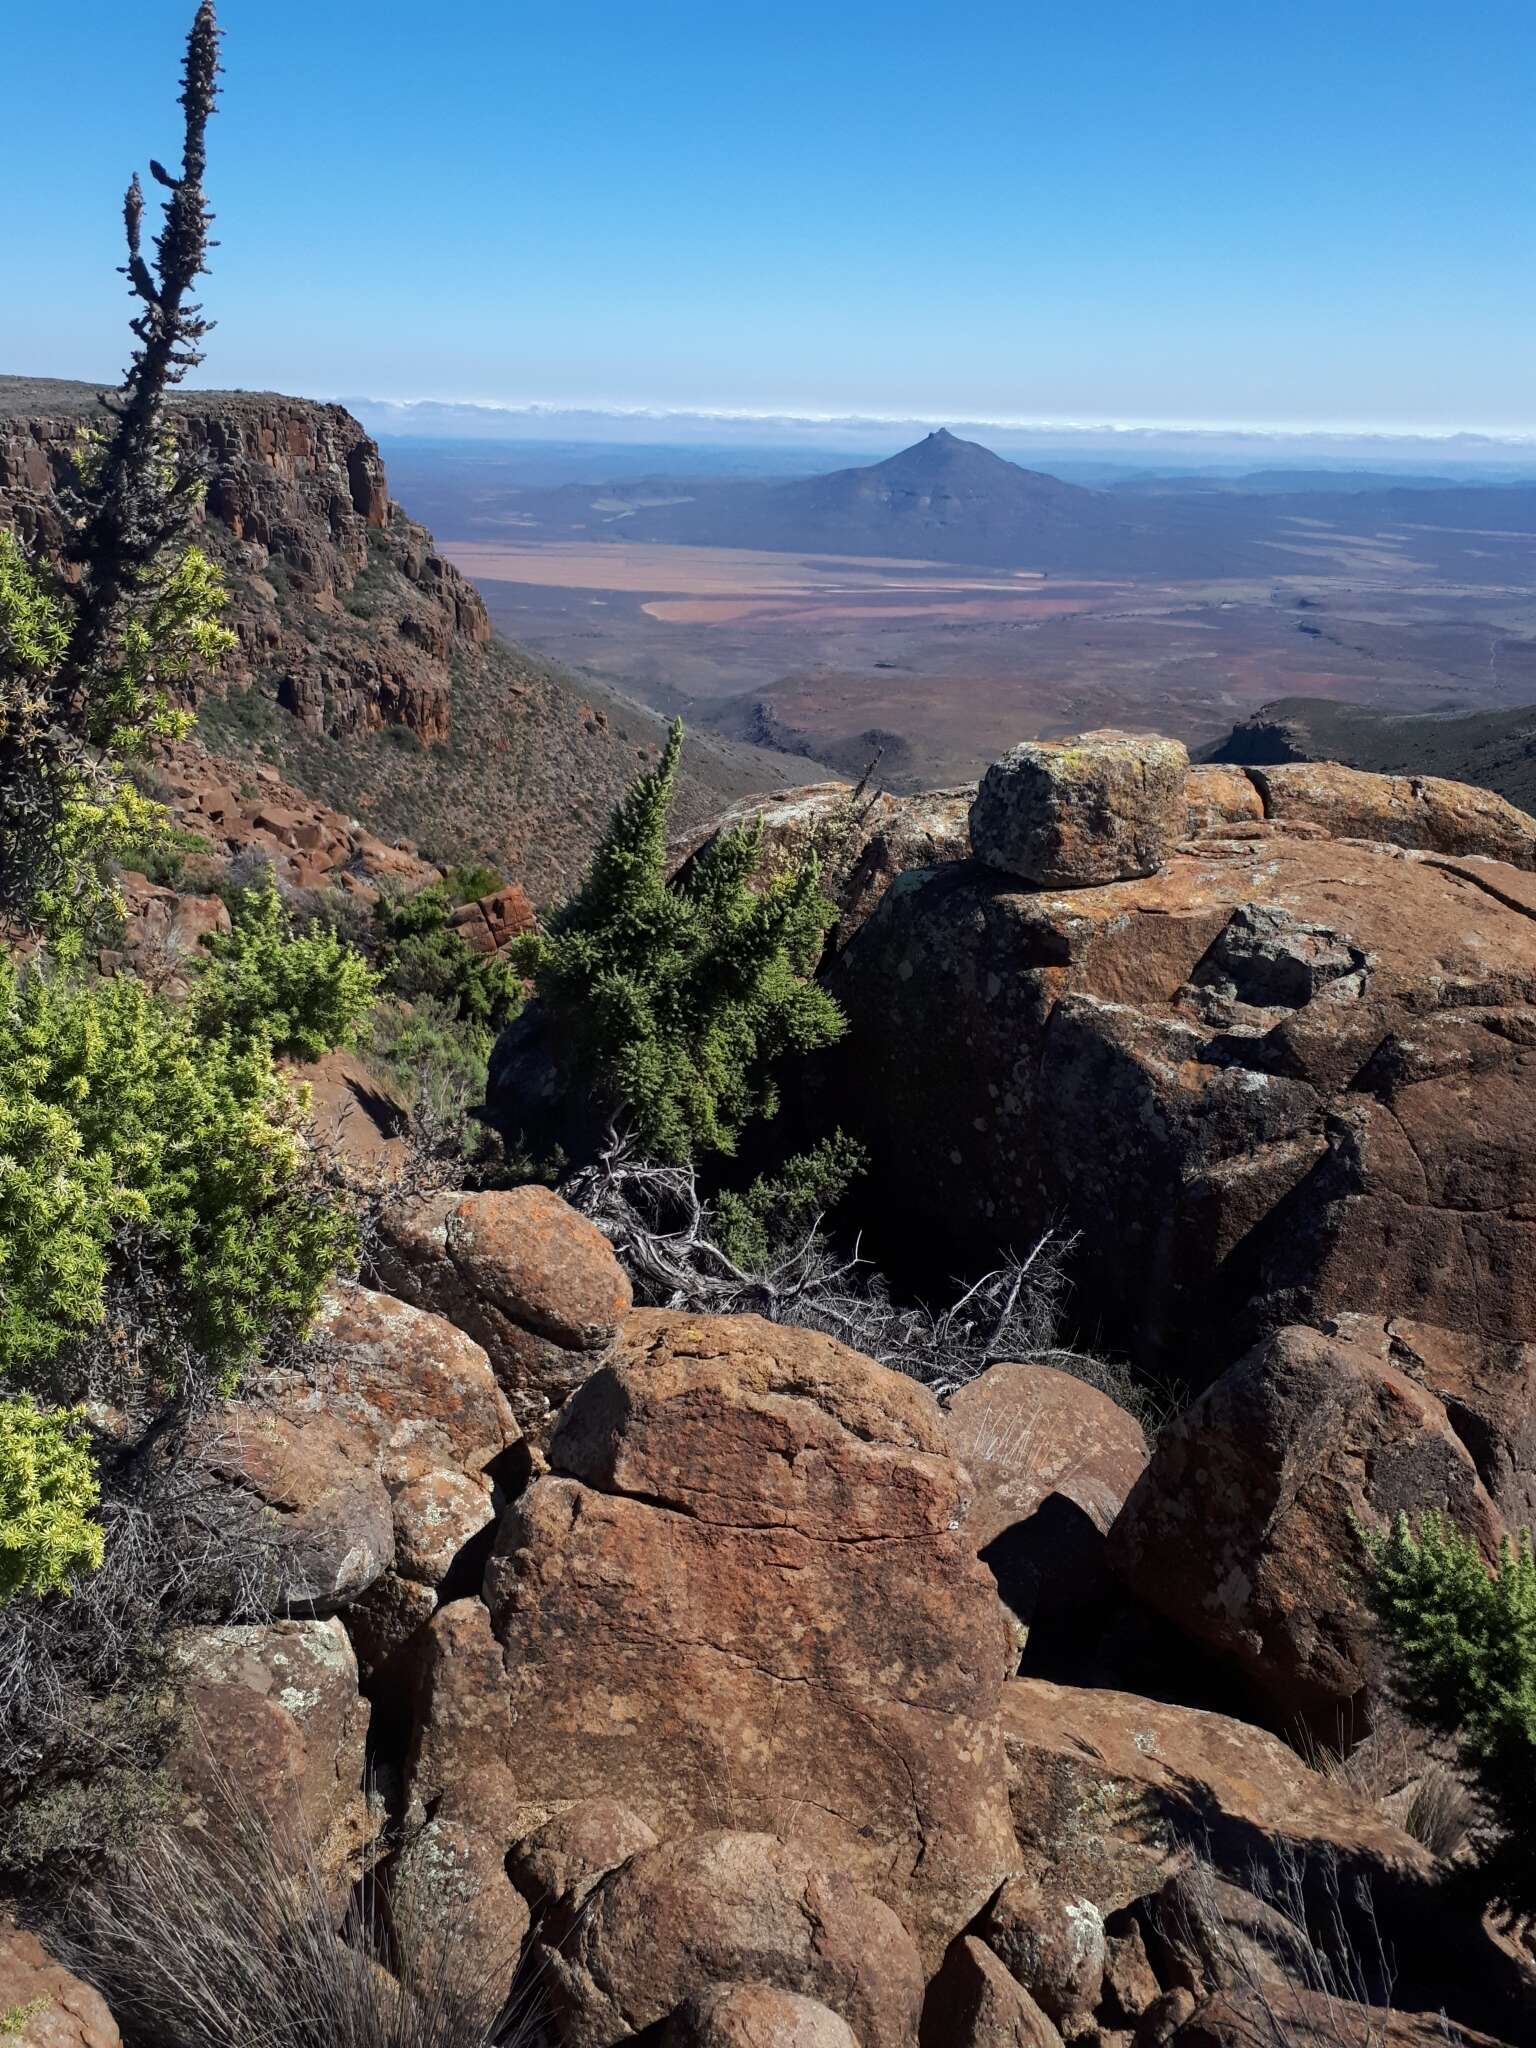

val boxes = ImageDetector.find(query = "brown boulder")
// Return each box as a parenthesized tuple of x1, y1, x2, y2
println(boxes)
(177, 1401, 394, 1615)
(995, 1679, 1431, 1922)
(289, 1050, 411, 1185)
(976, 1880, 1107, 2033)
(170, 1619, 372, 1911)
(0, 1925, 119, 2048)
(828, 821, 1536, 1387)
(663, 1983, 861, 2047)
(507, 1799, 659, 1912)
(1107, 1323, 1506, 1721)
(670, 780, 974, 953)
(449, 884, 537, 955)
(538, 1831, 925, 2048)
(944, 1362, 1147, 1628)
(409, 1310, 1017, 1963)
(371, 1187, 631, 1437)
(920, 1935, 1064, 2048)
(1185, 766, 1265, 836)
(388, 1815, 529, 1994)
(970, 730, 1190, 887)
(1250, 760, 1536, 869)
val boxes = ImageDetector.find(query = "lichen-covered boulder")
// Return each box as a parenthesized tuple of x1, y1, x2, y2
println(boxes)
(170, 1618, 373, 1911)
(970, 730, 1189, 887)
(370, 1187, 631, 1438)
(0, 1924, 120, 2048)
(1250, 760, 1536, 868)
(537, 1831, 925, 2048)
(1108, 1322, 1506, 1721)
(408, 1310, 1017, 1963)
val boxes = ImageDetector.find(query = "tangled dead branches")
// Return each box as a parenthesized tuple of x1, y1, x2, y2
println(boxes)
(565, 1133, 1157, 1418)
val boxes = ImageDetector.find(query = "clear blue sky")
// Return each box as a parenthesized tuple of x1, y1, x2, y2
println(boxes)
(6, 1, 1535, 432)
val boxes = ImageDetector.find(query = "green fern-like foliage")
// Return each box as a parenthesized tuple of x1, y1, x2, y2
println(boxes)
(0, 958, 353, 1402)
(191, 875, 381, 1061)
(517, 720, 845, 1162)
(1365, 1510, 1536, 1912)
(0, 1398, 103, 1601)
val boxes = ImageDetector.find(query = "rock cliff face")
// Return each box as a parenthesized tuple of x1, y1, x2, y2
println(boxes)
(0, 376, 813, 902)
(818, 751, 1536, 1387)
(0, 378, 488, 746)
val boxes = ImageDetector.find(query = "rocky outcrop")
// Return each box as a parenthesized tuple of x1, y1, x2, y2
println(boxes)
(921, 1934, 1064, 2047)
(669, 780, 973, 952)
(827, 768, 1536, 1381)
(0, 1925, 120, 2048)
(1249, 760, 1536, 869)
(971, 729, 1190, 887)
(536, 1831, 926, 2048)
(0, 382, 488, 747)
(169, 1618, 373, 1910)
(1108, 1321, 1510, 1722)
(370, 1188, 631, 1439)
(408, 1310, 1017, 1963)
(994, 1678, 1432, 1921)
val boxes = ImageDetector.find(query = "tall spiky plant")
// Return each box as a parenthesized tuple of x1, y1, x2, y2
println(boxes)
(0, 3, 231, 936)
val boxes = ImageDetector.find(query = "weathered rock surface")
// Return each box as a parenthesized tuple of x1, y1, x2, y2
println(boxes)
(670, 779, 974, 952)
(307, 1281, 521, 1670)
(1184, 765, 1266, 835)
(1108, 1322, 1507, 1721)
(537, 1831, 925, 2048)
(828, 809, 1536, 1382)
(177, 1401, 395, 1616)
(663, 1982, 861, 2047)
(0, 387, 487, 746)
(921, 1934, 1065, 2047)
(994, 1678, 1431, 1921)
(389, 1815, 530, 1991)
(1250, 760, 1536, 869)
(970, 730, 1190, 887)
(409, 1310, 1017, 1962)
(944, 1363, 1148, 1628)
(170, 1618, 372, 1909)
(976, 1879, 1107, 2033)
(289, 1050, 412, 1186)
(0, 1924, 120, 2048)
(507, 1799, 659, 1913)
(370, 1187, 630, 1438)
(447, 882, 537, 955)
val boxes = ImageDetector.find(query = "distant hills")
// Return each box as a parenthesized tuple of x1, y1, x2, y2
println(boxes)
(1209, 698, 1536, 815)
(402, 425, 1536, 581)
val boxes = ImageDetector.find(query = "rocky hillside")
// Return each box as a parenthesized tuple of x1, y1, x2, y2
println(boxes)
(1209, 695, 1536, 818)
(0, 376, 811, 902)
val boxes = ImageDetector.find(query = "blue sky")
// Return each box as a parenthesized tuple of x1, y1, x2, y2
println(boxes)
(6, 1, 1535, 433)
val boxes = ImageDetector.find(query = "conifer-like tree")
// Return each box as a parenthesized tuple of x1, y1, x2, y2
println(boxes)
(517, 720, 846, 1161)
(0, 2, 229, 932)
(1365, 1510, 1536, 1913)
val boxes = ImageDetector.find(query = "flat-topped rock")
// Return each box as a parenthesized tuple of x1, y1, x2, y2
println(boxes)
(970, 729, 1190, 887)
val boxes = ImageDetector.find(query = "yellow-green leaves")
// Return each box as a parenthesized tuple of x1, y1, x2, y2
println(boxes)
(0, 1398, 103, 1603)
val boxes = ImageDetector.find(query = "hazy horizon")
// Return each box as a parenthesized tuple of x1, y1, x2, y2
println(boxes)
(7, 1, 1534, 440)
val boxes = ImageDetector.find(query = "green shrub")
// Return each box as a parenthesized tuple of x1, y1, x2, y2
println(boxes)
(0, 1398, 103, 1601)
(713, 1133, 868, 1273)
(372, 883, 522, 1033)
(516, 720, 845, 1162)
(0, 958, 353, 1402)
(1364, 1510, 1536, 1912)
(440, 862, 504, 906)
(192, 875, 381, 1061)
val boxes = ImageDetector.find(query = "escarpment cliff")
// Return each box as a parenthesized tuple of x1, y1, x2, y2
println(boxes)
(0, 377, 488, 746)
(0, 376, 808, 900)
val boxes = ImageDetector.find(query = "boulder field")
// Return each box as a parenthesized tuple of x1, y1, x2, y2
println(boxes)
(20, 733, 1536, 2045)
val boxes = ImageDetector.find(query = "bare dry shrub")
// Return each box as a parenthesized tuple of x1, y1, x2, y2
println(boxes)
(565, 1134, 1171, 1427)
(62, 1806, 552, 2048)
(1158, 1848, 1470, 2046)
